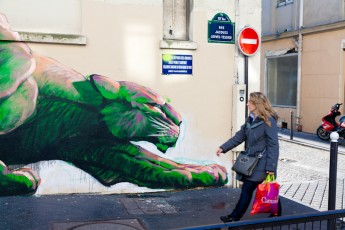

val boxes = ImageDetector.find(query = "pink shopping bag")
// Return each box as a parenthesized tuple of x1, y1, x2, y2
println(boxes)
(250, 174, 280, 215)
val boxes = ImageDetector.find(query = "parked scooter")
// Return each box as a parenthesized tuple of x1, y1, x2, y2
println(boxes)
(316, 103, 345, 140)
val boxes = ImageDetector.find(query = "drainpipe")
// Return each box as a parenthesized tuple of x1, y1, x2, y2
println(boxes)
(296, 0, 303, 128)
(234, 0, 240, 84)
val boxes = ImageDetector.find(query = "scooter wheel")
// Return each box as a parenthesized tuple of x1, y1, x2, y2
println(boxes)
(316, 125, 330, 141)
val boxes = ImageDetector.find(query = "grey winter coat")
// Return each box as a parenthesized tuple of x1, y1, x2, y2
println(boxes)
(220, 115, 279, 182)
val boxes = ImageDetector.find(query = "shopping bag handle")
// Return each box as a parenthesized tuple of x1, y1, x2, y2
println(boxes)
(265, 174, 275, 182)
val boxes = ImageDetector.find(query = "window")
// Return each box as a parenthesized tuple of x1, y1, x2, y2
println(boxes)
(163, 0, 191, 41)
(266, 54, 298, 107)
(161, 0, 196, 50)
(277, 0, 293, 7)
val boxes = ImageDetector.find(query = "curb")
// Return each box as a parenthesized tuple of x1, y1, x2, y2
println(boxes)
(278, 137, 345, 155)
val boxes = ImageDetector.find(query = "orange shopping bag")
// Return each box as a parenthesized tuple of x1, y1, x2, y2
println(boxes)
(250, 174, 280, 215)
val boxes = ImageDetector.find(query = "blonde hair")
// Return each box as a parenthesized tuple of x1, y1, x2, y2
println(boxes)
(249, 92, 278, 126)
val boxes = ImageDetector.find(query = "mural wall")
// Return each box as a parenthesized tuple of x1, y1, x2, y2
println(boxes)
(0, 12, 228, 196)
(0, 0, 263, 195)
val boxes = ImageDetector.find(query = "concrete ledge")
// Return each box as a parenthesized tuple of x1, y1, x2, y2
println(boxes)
(160, 39, 198, 50)
(16, 31, 87, 45)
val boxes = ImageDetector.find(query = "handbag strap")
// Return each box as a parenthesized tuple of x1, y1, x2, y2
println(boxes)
(257, 148, 266, 158)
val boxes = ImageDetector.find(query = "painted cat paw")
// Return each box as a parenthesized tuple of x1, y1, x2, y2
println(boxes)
(0, 161, 41, 196)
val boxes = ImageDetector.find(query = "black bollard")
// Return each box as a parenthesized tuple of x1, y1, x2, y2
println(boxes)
(327, 132, 339, 229)
(290, 111, 293, 140)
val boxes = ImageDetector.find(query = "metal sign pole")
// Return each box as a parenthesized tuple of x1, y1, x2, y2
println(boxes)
(244, 55, 249, 150)
(237, 26, 259, 119)
(244, 55, 248, 118)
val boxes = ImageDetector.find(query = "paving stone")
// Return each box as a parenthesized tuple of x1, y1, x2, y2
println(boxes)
(281, 180, 345, 211)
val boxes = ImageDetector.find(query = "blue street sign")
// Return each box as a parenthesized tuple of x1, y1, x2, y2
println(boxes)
(208, 13, 235, 44)
(162, 54, 192, 75)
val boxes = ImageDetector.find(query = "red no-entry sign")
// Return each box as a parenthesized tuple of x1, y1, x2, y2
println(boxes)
(237, 27, 260, 56)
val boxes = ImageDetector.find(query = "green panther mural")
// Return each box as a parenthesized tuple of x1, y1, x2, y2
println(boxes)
(0, 13, 227, 196)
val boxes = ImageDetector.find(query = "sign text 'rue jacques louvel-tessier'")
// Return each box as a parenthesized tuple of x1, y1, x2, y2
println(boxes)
(208, 13, 235, 44)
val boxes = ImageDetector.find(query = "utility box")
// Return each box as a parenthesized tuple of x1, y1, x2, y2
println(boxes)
(231, 84, 246, 151)
(231, 84, 246, 188)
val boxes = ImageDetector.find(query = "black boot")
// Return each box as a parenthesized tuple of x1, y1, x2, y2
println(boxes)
(220, 214, 237, 222)
(220, 215, 234, 222)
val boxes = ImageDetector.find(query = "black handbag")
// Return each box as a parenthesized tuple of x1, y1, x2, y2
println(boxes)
(231, 149, 266, 176)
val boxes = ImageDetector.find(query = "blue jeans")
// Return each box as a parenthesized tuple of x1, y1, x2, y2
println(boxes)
(231, 180, 282, 220)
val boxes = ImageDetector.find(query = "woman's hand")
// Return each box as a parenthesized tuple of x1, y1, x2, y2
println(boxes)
(216, 148, 223, 157)
(266, 171, 275, 175)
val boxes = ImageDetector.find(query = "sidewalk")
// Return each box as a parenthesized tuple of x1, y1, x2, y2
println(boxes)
(1, 130, 343, 230)
(1, 187, 317, 230)
(278, 129, 345, 212)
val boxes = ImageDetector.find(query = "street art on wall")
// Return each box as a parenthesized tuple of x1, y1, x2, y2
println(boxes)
(0, 12, 227, 196)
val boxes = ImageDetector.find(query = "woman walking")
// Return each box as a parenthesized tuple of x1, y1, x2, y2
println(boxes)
(216, 92, 281, 222)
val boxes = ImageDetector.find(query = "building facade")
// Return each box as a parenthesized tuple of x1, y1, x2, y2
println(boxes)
(0, 0, 261, 195)
(261, 0, 345, 133)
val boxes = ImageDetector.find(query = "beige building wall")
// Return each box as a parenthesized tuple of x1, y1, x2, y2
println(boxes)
(1, 0, 262, 194)
(301, 29, 345, 133)
(28, 1, 235, 179)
